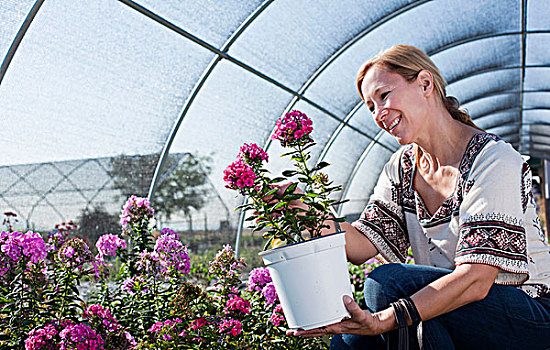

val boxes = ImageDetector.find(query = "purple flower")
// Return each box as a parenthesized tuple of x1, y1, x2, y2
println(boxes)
(122, 276, 147, 294)
(1, 231, 48, 264)
(247, 267, 272, 292)
(120, 195, 155, 228)
(160, 228, 179, 240)
(154, 235, 190, 275)
(262, 282, 278, 305)
(96, 234, 126, 258)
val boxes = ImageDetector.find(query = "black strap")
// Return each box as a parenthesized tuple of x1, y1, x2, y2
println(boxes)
(390, 300, 409, 350)
(389, 298, 423, 350)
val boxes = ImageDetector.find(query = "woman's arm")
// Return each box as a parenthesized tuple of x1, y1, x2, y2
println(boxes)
(320, 220, 379, 265)
(292, 262, 499, 337)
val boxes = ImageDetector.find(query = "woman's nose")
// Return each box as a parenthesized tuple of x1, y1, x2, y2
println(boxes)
(373, 107, 387, 123)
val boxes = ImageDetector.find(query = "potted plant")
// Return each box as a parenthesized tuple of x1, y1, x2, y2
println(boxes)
(223, 110, 352, 330)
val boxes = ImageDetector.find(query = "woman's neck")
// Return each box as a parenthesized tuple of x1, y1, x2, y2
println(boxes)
(415, 109, 480, 167)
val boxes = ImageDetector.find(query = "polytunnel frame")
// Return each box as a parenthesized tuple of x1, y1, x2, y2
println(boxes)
(1, 0, 550, 252)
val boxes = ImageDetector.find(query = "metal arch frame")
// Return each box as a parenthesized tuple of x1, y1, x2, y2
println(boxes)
(0, 0, 45, 86)
(518, 0, 528, 153)
(141, 0, 275, 202)
(260, 0, 431, 154)
(336, 129, 388, 216)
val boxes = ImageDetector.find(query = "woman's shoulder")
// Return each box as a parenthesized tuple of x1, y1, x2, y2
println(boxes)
(468, 133, 524, 174)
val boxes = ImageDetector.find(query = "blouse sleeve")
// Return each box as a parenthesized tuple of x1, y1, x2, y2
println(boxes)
(456, 141, 530, 285)
(352, 148, 409, 263)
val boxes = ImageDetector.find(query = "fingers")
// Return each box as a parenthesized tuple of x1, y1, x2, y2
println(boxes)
(343, 295, 363, 320)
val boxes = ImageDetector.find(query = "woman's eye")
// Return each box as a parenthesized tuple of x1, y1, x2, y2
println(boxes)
(381, 91, 389, 100)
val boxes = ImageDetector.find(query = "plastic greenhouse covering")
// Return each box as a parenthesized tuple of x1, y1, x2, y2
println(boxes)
(2, 0, 550, 251)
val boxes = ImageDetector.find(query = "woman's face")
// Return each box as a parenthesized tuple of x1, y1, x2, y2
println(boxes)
(360, 64, 429, 145)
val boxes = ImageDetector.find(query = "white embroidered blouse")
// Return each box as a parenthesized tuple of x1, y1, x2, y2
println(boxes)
(353, 133, 550, 298)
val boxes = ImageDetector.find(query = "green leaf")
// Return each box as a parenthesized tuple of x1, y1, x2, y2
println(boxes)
(282, 170, 298, 177)
(272, 201, 287, 210)
(284, 182, 298, 194)
(314, 161, 330, 170)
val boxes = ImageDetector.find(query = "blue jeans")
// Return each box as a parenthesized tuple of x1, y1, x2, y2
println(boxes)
(331, 263, 550, 350)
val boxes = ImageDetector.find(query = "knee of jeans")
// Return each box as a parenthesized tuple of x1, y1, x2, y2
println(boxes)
(363, 263, 400, 312)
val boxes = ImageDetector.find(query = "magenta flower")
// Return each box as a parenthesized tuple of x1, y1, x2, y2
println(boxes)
(238, 143, 269, 166)
(120, 195, 155, 229)
(247, 267, 272, 292)
(271, 110, 313, 147)
(223, 159, 257, 192)
(160, 227, 179, 240)
(269, 304, 285, 326)
(225, 296, 251, 315)
(25, 323, 59, 350)
(218, 319, 242, 337)
(262, 282, 278, 305)
(96, 234, 126, 259)
(83, 304, 119, 333)
(1, 231, 48, 265)
(59, 323, 104, 350)
(190, 317, 208, 330)
(154, 234, 190, 275)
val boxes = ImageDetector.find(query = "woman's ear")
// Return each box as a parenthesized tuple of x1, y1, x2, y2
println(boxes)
(417, 70, 433, 96)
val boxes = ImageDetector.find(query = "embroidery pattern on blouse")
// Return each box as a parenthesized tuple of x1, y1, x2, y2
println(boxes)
(355, 198, 409, 263)
(457, 213, 529, 279)
(400, 133, 497, 228)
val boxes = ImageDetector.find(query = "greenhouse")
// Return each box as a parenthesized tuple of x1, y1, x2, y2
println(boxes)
(2, 0, 550, 349)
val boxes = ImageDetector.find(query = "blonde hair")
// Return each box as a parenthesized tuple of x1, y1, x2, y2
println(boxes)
(356, 44, 480, 129)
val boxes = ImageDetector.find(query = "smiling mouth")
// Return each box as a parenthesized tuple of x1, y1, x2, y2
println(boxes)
(386, 115, 401, 132)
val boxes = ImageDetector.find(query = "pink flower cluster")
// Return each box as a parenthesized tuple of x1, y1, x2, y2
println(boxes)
(149, 318, 185, 339)
(96, 234, 126, 259)
(120, 195, 155, 228)
(225, 296, 251, 315)
(223, 159, 256, 192)
(271, 110, 313, 147)
(190, 317, 208, 330)
(218, 319, 242, 337)
(261, 283, 278, 305)
(58, 238, 93, 267)
(25, 323, 59, 350)
(122, 276, 148, 294)
(83, 305, 119, 333)
(247, 267, 272, 292)
(238, 143, 269, 166)
(160, 227, 179, 240)
(269, 304, 285, 327)
(154, 232, 190, 275)
(0, 231, 48, 276)
(59, 323, 104, 350)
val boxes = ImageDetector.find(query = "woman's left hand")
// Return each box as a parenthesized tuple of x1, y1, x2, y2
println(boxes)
(287, 295, 384, 337)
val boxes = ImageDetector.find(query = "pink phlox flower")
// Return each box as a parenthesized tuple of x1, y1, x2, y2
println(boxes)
(247, 267, 271, 292)
(2, 231, 48, 264)
(122, 276, 147, 294)
(271, 110, 313, 147)
(269, 304, 285, 326)
(160, 227, 179, 240)
(190, 317, 208, 330)
(261, 283, 278, 305)
(96, 234, 126, 258)
(154, 235, 190, 275)
(223, 159, 257, 192)
(83, 304, 119, 333)
(25, 323, 59, 350)
(218, 319, 242, 337)
(120, 195, 155, 228)
(225, 296, 251, 315)
(59, 323, 104, 350)
(238, 143, 269, 166)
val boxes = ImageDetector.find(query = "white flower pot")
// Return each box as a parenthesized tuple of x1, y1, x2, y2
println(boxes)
(259, 232, 352, 330)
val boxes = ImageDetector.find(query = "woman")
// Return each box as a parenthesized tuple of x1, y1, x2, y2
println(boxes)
(289, 45, 550, 349)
